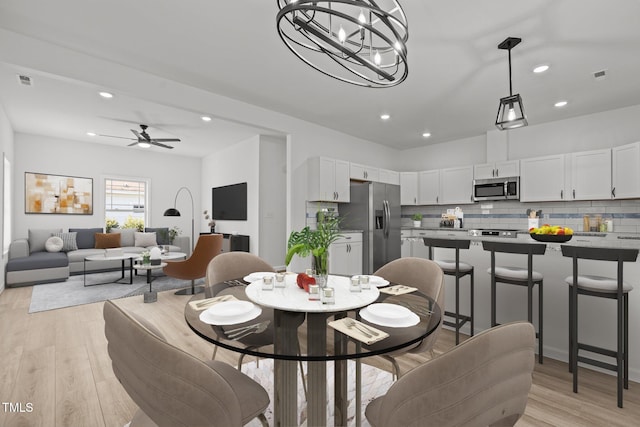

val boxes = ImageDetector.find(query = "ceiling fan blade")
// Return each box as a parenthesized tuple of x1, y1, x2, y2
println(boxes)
(151, 141, 174, 149)
(98, 134, 136, 141)
(128, 141, 139, 146)
(150, 138, 181, 143)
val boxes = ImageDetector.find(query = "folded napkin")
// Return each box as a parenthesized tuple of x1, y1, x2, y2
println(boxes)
(379, 284, 418, 296)
(188, 295, 238, 311)
(329, 318, 388, 345)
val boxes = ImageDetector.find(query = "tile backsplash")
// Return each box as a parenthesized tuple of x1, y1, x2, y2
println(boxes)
(402, 199, 640, 233)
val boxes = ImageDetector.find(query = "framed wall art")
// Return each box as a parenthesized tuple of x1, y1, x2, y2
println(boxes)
(25, 172, 93, 215)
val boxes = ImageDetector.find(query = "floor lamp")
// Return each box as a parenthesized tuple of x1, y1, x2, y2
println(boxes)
(163, 186, 201, 295)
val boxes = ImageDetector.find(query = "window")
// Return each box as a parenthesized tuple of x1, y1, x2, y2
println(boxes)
(104, 178, 148, 229)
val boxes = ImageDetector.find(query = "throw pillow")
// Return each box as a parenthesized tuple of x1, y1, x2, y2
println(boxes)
(45, 236, 64, 253)
(145, 227, 170, 245)
(95, 232, 121, 249)
(53, 232, 78, 252)
(135, 232, 157, 248)
(28, 228, 63, 253)
(69, 227, 104, 249)
(109, 228, 136, 247)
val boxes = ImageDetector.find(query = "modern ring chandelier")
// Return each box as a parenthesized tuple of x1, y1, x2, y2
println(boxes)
(276, 0, 409, 88)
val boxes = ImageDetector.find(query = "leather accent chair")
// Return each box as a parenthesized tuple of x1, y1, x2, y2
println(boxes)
(163, 233, 223, 295)
(103, 300, 269, 427)
(365, 321, 535, 427)
(373, 257, 445, 378)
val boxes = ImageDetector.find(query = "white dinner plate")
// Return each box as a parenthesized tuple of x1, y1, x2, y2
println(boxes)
(243, 272, 276, 283)
(359, 305, 420, 328)
(368, 275, 390, 288)
(199, 301, 262, 325)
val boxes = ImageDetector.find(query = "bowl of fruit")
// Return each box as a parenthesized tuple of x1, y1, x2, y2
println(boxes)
(529, 225, 574, 242)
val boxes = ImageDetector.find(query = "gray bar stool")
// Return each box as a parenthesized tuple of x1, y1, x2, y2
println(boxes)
(423, 237, 474, 345)
(482, 240, 546, 364)
(560, 245, 638, 408)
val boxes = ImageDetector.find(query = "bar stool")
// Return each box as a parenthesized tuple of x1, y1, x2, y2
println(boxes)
(423, 237, 474, 344)
(560, 245, 638, 408)
(482, 241, 546, 364)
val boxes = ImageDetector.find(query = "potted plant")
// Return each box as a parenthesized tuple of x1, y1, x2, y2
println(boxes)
(285, 216, 342, 286)
(412, 213, 423, 227)
(168, 226, 181, 244)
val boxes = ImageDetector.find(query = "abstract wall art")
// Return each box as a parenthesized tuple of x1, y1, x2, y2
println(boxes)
(25, 172, 93, 215)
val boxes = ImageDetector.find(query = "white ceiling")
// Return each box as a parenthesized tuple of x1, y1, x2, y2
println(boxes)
(1, 1, 640, 157)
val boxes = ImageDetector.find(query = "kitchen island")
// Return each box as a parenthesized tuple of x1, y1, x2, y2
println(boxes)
(401, 227, 640, 382)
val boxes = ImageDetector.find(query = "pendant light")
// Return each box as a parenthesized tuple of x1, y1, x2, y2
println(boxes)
(276, 1, 409, 88)
(495, 37, 528, 130)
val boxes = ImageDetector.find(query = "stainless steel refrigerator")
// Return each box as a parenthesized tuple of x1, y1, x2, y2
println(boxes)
(340, 181, 401, 274)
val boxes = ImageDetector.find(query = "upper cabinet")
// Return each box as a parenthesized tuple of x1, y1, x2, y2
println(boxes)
(520, 154, 567, 202)
(612, 141, 640, 199)
(350, 163, 379, 182)
(569, 149, 612, 200)
(440, 165, 474, 204)
(418, 169, 440, 204)
(378, 168, 400, 185)
(307, 157, 350, 202)
(474, 160, 520, 180)
(400, 172, 419, 205)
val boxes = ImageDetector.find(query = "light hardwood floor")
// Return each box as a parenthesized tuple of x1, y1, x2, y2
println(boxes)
(1, 285, 639, 427)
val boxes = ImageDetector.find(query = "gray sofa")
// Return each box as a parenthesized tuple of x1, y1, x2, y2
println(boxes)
(6, 227, 190, 287)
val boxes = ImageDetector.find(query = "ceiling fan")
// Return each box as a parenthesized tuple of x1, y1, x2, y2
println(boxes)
(100, 124, 180, 149)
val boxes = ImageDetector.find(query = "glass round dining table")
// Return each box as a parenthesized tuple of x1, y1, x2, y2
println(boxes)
(184, 274, 441, 427)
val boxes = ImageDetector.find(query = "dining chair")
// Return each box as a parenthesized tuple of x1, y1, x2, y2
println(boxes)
(365, 321, 535, 427)
(103, 300, 269, 427)
(163, 233, 223, 295)
(373, 257, 445, 378)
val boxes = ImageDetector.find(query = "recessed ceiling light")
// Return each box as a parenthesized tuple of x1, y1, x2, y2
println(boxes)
(86, 132, 96, 137)
(380, 114, 391, 120)
(99, 91, 113, 99)
(422, 132, 431, 138)
(554, 100, 568, 107)
(533, 65, 549, 73)
(201, 116, 212, 122)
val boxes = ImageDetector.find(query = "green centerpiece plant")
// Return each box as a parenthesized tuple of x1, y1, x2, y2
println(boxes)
(285, 216, 342, 284)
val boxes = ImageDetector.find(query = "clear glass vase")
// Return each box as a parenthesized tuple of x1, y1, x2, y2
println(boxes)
(312, 253, 329, 288)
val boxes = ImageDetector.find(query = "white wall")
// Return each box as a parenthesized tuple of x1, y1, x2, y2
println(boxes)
(0, 103, 14, 294)
(13, 134, 201, 245)
(259, 135, 286, 267)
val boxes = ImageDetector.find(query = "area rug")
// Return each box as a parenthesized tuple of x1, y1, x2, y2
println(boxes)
(28, 271, 203, 313)
(243, 359, 393, 427)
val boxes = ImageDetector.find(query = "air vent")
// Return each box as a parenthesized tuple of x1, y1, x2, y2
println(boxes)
(593, 69, 607, 80)
(17, 74, 33, 86)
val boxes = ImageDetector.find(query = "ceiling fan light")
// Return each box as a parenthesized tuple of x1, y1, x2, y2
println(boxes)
(138, 141, 151, 148)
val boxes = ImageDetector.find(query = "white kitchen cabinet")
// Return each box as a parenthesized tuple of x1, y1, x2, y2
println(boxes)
(474, 160, 520, 179)
(440, 165, 474, 205)
(400, 172, 419, 205)
(308, 157, 350, 202)
(378, 168, 400, 185)
(328, 233, 363, 276)
(350, 163, 379, 182)
(418, 169, 440, 204)
(570, 149, 612, 200)
(401, 229, 412, 258)
(612, 142, 640, 199)
(411, 229, 430, 259)
(520, 154, 567, 202)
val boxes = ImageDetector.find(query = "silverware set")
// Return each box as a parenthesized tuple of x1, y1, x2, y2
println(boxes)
(223, 279, 247, 287)
(194, 295, 233, 310)
(224, 320, 270, 340)
(344, 318, 379, 338)
(396, 302, 433, 316)
(386, 284, 414, 293)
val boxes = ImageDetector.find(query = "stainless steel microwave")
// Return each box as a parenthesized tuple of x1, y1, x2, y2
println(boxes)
(473, 176, 520, 201)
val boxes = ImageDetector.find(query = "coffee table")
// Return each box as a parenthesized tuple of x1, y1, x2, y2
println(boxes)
(83, 253, 137, 287)
(134, 262, 168, 303)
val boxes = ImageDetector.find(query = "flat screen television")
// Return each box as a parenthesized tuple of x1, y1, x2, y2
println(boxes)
(212, 182, 247, 220)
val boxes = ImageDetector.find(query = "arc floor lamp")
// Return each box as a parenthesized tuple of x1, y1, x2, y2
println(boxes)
(163, 187, 197, 295)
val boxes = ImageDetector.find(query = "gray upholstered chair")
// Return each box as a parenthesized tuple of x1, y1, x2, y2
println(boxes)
(365, 321, 536, 427)
(205, 251, 275, 297)
(103, 300, 269, 427)
(373, 257, 445, 378)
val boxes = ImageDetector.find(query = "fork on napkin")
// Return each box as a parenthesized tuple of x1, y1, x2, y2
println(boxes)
(329, 318, 388, 345)
(379, 284, 418, 295)
(188, 295, 237, 311)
